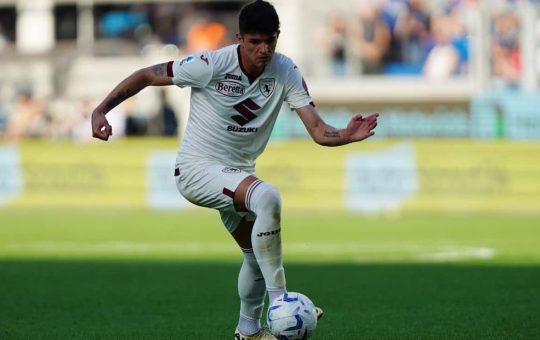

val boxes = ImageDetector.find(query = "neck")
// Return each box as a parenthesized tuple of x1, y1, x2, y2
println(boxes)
(238, 46, 265, 81)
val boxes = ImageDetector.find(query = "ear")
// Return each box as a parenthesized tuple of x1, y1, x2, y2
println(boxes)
(236, 33, 243, 44)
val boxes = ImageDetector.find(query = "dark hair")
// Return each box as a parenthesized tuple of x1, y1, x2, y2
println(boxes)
(239, 0, 280, 35)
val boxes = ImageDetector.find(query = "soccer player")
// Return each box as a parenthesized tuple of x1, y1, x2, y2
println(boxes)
(91, 1, 378, 339)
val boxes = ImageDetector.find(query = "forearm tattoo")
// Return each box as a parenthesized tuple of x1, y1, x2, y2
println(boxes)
(152, 63, 165, 76)
(324, 131, 340, 138)
(104, 88, 136, 112)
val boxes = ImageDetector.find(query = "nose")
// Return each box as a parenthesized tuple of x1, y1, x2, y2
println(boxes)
(261, 43, 269, 54)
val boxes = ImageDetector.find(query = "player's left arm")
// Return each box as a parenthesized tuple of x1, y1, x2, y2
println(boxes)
(295, 105, 378, 146)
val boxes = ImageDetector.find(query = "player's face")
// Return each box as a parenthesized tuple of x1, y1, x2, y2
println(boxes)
(237, 31, 279, 70)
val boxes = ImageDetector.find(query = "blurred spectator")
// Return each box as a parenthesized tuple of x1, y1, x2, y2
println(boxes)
(351, 1, 391, 75)
(152, 3, 181, 45)
(392, 0, 431, 72)
(326, 14, 348, 76)
(0, 24, 7, 51)
(492, 10, 521, 89)
(0, 105, 7, 137)
(158, 90, 178, 136)
(423, 15, 460, 79)
(175, 5, 197, 52)
(6, 92, 48, 140)
(439, 0, 475, 74)
(67, 99, 93, 142)
(147, 90, 178, 136)
(186, 17, 228, 53)
(123, 99, 145, 137)
(381, 0, 407, 64)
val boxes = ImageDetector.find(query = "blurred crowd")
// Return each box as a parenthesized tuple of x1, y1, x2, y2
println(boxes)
(92, 3, 233, 55)
(317, 0, 521, 83)
(0, 89, 178, 142)
(0, 0, 531, 141)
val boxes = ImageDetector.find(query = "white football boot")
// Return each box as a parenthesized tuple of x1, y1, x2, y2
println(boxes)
(315, 306, 324, 320)
(234, 327, 277, 340)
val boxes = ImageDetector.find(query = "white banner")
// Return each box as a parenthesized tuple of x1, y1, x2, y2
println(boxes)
(345, 142, 419, 213)
(146, 151, 193, 210)
(0, 145, 23, 205)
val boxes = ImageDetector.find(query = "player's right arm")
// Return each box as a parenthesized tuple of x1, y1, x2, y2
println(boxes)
(91, 63, 173, 141)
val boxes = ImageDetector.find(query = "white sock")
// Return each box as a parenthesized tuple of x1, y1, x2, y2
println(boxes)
(246, 181, 287, 301)
(237, 249, 265, 335)
(237, 316, 261, 336)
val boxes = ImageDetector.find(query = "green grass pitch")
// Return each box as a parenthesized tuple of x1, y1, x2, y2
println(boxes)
(1, 208, 539, 339)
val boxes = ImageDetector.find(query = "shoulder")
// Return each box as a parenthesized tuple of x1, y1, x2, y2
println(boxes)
(271, 52, 303, 80)
(207, 44, 238, 68)
(272, 52, 297, 71)
(270, 53, 304, 85)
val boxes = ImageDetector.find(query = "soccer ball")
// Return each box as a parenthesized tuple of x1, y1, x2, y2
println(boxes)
(267, 292, 318, 339)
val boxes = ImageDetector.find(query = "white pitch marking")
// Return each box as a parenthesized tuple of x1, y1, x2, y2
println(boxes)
(414, 246, 496, 261)
(1, 241, 497, 261)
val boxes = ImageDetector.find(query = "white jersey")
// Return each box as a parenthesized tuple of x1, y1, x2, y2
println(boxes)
(169, 44, 313, 171)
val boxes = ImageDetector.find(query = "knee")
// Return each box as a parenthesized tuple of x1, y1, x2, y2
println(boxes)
(262, 185, 282, 215)
(249, 183, 282, 219)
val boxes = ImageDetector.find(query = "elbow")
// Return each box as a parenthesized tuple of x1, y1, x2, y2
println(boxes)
(314, 138, 330, 147)
(313, 136, 337, 147)
(310, 130, 327, 146)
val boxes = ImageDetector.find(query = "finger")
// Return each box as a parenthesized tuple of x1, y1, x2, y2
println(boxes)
(93, 124, 112, 141)
(365, 115, 378, 125)
(93, 133, 107, 141)
(97, 130, 109, 141)
(365, 113, 379, 120)
(104, 123, 113, 136)
(92, 129, 101, 139)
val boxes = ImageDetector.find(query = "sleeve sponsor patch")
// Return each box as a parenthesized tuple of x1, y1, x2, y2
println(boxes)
(179, 55, 194, 66)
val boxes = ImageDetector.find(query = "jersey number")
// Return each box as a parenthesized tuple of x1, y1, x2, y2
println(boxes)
(232, 99, 261, 126)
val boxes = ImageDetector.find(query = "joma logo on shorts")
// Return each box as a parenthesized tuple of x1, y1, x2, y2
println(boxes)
(257, 228, 281, 237)
(222, 167, 241, 173)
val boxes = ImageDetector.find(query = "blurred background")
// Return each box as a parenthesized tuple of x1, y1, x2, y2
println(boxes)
(0, 0, 539, 215)
(1, 2, 540, 338)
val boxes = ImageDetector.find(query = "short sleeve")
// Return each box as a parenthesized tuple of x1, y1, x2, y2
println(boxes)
(169, 52, 214, 88)
(284, 62, 314, 109)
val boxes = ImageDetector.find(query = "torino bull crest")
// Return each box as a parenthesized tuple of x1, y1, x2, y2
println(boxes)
(259, 78, 275, 97)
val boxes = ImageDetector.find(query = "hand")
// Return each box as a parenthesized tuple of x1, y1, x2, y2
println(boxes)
(91, 111, 113, 141)
(346, 113, 378, 143)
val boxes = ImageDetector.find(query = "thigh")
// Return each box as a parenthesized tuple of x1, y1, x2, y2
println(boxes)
(220, 210, 256, 235)
(175, 160, 252, 212)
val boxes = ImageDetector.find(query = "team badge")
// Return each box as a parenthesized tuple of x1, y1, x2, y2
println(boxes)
(259, 78, 275, 98)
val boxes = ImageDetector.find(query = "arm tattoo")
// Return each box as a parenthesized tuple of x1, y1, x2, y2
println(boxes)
(324, 131, 340, 138)
(152, 63, 165, 76)
(104, 88, 136, 112)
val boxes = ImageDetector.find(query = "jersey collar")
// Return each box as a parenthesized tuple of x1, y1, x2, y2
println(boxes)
(236, 45, 266, 85)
